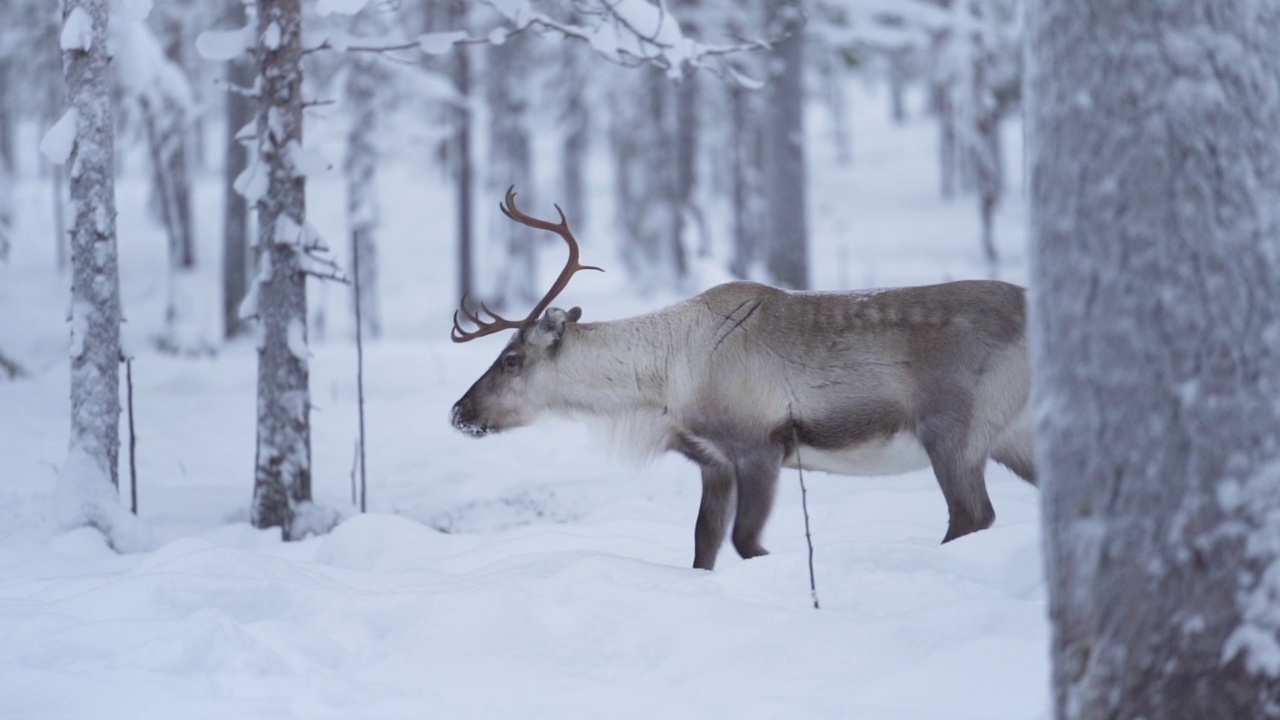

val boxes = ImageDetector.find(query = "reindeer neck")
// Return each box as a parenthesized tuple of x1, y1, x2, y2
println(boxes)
(552, 312, 679, 416)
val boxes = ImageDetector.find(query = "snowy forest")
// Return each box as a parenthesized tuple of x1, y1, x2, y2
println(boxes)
(2, 0, 1279, 718)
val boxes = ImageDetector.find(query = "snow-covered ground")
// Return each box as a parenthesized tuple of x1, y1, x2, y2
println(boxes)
(0, 84, 1047, 719)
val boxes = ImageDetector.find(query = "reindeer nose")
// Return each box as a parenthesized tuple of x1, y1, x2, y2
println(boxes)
(451, 397, 489, 437)
(450, 399, 469, 429)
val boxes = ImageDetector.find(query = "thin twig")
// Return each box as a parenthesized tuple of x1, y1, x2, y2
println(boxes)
(789, 404, 819, 610)
(350, 439, 359, 506)
(126, 357, 138, 515)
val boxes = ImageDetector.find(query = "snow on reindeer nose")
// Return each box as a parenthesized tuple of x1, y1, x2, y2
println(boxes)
(451, 400, 493, 437)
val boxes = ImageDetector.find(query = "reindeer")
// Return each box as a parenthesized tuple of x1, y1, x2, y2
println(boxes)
(450, 188, 1036, 570)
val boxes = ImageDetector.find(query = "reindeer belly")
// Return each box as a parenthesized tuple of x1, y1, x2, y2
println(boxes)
(784, 432, 932, 477)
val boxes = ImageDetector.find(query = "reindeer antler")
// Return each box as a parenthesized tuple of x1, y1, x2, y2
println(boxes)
(450, 186, 603, 343)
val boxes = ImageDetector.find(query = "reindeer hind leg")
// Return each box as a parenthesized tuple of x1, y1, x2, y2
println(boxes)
(916, 397, 996, 543)
(730, 448, 783, 560)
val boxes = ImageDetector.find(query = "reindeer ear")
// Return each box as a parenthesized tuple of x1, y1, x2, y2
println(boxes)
(567, 306, 582, 323)
(529, 307, 572, 348)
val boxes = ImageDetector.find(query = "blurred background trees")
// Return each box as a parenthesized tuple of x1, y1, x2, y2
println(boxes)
(0, 0, 1028, 536)
(0, 0, 1026, 313)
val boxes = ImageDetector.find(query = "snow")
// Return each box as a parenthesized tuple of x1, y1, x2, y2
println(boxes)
(315, 0, 371, 16)
(263, 22, 282, 52)
(195, 25, 253, 62)
(60, 6, 94, 51)
(286, 140, 332, 178)
(418, 30, 468, 56)
(51, 445, 154, 553)
(68, 300, 89, 359)
(39, 109, 78, 165)
(0, 83, 1044, 718)
(286, 318, 308, 363)
(117, 0, 153, 23)
(233, 150, 268, 204)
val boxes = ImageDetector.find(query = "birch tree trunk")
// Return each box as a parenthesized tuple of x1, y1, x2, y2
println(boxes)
(1028, 1, 1280, 716)
(250, 0, 315, 539)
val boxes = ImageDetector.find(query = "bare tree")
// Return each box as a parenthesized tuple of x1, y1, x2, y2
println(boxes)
(1028, 0, 1280, 716)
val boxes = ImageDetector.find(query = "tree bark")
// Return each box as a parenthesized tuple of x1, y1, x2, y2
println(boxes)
(62, 0, 122, 490)
(250, 0, 313, 539)
(1028, 1, 1280, 716)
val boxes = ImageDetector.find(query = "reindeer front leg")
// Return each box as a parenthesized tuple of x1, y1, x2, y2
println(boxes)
(693, 464, 734, 570)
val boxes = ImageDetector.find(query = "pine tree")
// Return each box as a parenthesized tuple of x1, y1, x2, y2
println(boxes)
(54, 0, 144, 549)
(1028, 0, 1280, 715)
(249, 0, 322, 539)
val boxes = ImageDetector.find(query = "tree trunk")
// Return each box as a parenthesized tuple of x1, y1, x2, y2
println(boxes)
(1028, 1, 1280, 716)
(250, 0, 314, 539)
(762, 2, 808, 290)
(57, 0, 125, 527)
(222, 1, 254, 339)
(486, 32, 537, 309)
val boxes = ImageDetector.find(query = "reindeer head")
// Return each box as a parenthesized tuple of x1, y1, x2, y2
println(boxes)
(450, 187, 601, 437)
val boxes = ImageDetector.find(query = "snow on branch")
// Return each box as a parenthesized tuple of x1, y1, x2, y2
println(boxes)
(275, 215, 349, 283)
(60, 7, 94, 52)
(39, 109, 78, 165)
(304, 0, 791, 80)
(196, 25, 255, 61)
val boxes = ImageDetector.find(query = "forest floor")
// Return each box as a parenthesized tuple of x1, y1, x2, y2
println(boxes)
(0, 86, 1046, 719)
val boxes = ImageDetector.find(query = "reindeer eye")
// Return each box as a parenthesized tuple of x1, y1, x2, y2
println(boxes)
(502, 353, 524, 371)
